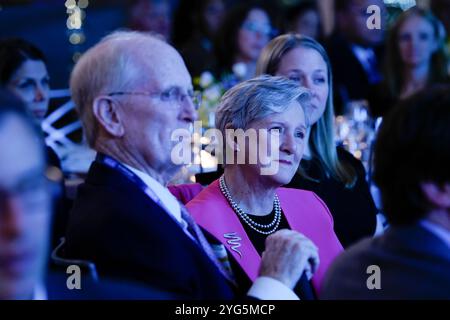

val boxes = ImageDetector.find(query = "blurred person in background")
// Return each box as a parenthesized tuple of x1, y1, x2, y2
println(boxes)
(0, 90, 52, 299)
(172, 0, 226, 78)
(126, 0, 173, 42)
(368, 7, 450, 118)
(321, 85, 450, 299)
(214, 1, 276, 84)
(284, 1, 322, 40)
(0, 38, 67, 250)
(325, 0, 387, 115)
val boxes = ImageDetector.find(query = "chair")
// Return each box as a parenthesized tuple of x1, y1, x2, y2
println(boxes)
(51, 237, 99, 283)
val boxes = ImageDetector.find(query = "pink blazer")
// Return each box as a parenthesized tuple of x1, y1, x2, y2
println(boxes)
(168, 183, 203, 205)
(186, 179, 343, 294)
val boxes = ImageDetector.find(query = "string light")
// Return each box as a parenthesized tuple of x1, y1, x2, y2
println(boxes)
(66, 1, 88, 64)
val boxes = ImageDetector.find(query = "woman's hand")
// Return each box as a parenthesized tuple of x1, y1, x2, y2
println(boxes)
(258, 229, 320, 289)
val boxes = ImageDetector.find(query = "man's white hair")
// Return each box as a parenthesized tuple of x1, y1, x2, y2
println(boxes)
(70, 30, 167, 147)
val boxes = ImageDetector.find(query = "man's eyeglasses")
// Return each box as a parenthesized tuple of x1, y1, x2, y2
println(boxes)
(107, 87, 202, 110)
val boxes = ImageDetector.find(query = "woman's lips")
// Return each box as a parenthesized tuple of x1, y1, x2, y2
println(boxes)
(277, 159, 293, 165)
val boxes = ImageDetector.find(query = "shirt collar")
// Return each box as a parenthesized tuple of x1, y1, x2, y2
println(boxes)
(123, 164, 182, 224)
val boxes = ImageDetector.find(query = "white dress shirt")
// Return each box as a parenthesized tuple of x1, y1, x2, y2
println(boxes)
(352, 45, 376, 74)
(124, 164, 299, 300)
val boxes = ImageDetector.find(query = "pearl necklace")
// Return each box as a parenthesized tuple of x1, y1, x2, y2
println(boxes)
(219, 176, 281, 235)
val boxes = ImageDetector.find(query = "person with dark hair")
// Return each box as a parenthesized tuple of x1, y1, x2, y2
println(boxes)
(0, 38, 60, 168)
(0, 38, 50, 121)
(325, 0, 387, 115)
(172, 0, 226, 78)
(126, 0, 173, 42)
(285, 1, 322, 40)
(214, 2, 276, 84)
(321, 85, 450, 299)
(0, 38, 68, 250)
(368, 7, 450, 118)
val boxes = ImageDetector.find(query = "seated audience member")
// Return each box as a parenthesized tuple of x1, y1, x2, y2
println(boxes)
(0, 90, 52, 300)
(325, 0, 387, 115)
(65, 30, 316, 300)
(187, 75, 343, 299)
(172, 0, 226, 78)
(126, 0, 172, 42)
(284, 1, 322, 40)
(321, 85, 450, 299)
(0, 38, 68, 248)
(214, 2, 276, 84)
(256, 34, 378, 248)
(368, 7, 449, 118)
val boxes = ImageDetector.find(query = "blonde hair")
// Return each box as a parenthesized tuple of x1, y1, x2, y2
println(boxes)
(256, 34, 357, 187)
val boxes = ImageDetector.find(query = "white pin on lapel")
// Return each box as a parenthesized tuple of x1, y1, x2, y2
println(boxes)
(223, 232, 242, 258)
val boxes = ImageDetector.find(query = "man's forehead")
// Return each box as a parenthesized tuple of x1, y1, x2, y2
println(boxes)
(141, 53, 192, 89)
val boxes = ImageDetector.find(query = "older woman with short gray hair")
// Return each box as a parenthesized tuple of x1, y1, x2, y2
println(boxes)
(187, 75, 343, 299)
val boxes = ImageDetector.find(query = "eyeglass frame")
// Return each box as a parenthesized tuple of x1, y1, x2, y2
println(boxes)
(106, 87, 202, 110)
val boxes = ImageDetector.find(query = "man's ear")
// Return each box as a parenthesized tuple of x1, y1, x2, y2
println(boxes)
(225, 123, 240, 152)
(421, 182, 450, 208)
(92, 96, 125, 137)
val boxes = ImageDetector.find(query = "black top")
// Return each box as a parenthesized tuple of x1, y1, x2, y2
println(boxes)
(286, 147, 377, 248)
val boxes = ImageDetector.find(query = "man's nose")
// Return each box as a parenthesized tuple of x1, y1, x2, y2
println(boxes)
(180, 97, 198, 123)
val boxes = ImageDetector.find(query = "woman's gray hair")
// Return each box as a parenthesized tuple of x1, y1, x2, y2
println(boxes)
(215, 75, 310, 136)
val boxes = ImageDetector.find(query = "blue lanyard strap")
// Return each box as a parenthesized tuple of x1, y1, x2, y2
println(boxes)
(95, 153, 169, 213)
(96, 153, 237, 284)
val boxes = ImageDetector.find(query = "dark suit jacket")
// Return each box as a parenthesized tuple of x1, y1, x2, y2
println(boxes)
(324, 34, 384, 115)
(320, 223, 450, 299)
(64, 160, 235, 300)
